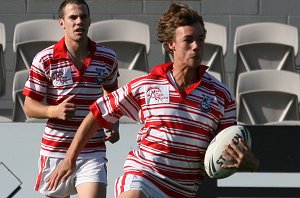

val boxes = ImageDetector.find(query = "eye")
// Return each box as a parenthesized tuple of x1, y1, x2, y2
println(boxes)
(69, 15, 77, 20)
(184, 38, 193, 43)
(81, 14, 89, 20)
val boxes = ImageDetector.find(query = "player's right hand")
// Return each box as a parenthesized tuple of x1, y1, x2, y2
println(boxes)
(55, 95, 76, 120)
(46, 158, 75, 191)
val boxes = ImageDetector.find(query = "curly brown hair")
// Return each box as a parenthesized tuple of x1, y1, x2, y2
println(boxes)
(157, 2, 207, 54)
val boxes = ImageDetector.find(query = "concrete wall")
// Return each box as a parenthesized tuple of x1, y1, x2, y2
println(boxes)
(1, 123, 300, 197)
(0, 123, 140, 198)
(1, 0, 300, 116)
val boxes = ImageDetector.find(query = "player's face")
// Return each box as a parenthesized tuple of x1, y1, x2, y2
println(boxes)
(169, 22, 205, 68)
(59, 3, 90, 42)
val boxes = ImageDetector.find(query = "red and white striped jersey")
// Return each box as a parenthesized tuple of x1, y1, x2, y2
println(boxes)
(90, 62, 236, 197)
(23, 37, 118, 159)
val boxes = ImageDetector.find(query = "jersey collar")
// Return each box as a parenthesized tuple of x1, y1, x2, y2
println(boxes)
(150, 62, 209, 78)
(53, 37, 96, 60)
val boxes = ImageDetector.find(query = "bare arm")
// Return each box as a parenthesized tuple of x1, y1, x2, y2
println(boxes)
(103, 85, 120, 144)
(24, 95, 76, 120)
(47, 85, 120, 189)
(46, 112, 100, 190)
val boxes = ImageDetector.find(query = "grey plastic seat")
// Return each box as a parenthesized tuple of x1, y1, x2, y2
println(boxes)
(233, 22, 298, 94)
(88, 19, 150, 72)
(236, 70, 300, 125)
(117, 68, 147, 123)
(162, 22, 227, 83)
(13, 19, 63, 72)
(0, 22, 11, 122)
(12, 69, 46, 122)
(0, 22, 5, 96)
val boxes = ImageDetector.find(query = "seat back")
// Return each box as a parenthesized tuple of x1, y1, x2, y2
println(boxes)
(0, 22, 5, 96)
(11, 69, 48, 123)
(161, 22, 227, 83)
(233, 22, 298, 94)
(13, 19, 63, 72)
(88, 20, 150, 72)
(12, 70, 29, 122)
(117, 68, 147, 123)
(236, 70, 300, 125)
(202, 22, 227, 83)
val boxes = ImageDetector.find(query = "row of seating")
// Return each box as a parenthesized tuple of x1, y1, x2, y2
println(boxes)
(0, 19, 300, 125)
(1, 20, 299, 89)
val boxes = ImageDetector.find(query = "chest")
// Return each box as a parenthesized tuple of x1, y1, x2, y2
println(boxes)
(47, 60, 109, 87)
(141, 84, 222, 123)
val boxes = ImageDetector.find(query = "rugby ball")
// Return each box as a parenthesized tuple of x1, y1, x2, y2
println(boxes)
(204, 125, 251, 179)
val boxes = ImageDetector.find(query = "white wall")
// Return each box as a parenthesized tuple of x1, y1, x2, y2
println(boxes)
(0, 123, 140, 198)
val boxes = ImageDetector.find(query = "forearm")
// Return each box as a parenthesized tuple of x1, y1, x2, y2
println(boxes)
(64, 112, 100, 161)
(24, 96, 56, 119)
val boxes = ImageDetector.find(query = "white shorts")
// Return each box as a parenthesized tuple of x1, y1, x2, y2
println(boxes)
(35, 155, 107, 197)
(114, 174, 168, 198)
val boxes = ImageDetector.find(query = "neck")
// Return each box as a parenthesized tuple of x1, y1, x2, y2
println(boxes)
(65, 37, 89, 57)
(171, 65, 199, 89)
(65, 38, 89, 69)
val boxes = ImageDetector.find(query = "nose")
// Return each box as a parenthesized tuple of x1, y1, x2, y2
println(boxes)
(76, 17, 82, 24)
(192, 40, 200, 50)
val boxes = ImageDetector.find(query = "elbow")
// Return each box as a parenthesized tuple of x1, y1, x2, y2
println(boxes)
(23, 104, 32, 118)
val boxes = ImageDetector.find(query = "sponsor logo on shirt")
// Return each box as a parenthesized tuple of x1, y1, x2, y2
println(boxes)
(96, 68, 105, 85)
(145, 85, 169, 105)
(200, 95, 213, 113)
(51, 68, 73, 86)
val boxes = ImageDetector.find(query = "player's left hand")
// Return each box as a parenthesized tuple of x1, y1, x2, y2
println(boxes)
(221, 138, 259, 172)
(104, 121, 120, 144)
(46, 158, 76, 191)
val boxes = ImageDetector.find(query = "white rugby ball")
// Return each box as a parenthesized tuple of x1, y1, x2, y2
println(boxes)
(204, 125, 251, 179)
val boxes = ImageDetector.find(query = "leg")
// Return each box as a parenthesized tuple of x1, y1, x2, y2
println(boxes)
(115, 174, 166, 198)
(118, 189, 147, 198)
(77, 182, 106, 198)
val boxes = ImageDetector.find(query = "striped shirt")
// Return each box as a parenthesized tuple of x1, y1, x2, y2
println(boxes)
(23, 37, 118, 158)
(90, 62, 236, 197)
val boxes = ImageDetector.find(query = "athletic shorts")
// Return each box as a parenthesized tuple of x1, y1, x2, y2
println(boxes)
(114, 174, 168, 198)
(35, 155, 107, 197)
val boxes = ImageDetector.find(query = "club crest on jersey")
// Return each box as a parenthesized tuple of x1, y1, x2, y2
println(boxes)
(51, 68, 73, 86)
(95, 68, 105, 85)
(145, 85, 169, 105)
(200, 95, 213, 113)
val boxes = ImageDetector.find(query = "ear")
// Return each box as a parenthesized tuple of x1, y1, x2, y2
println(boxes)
(168, 41, 175, 51)
(59, 19, 65, 29)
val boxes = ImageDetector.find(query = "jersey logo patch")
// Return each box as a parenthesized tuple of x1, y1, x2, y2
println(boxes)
(200, 95, 213, 113)
(51, 68, 73, 86)
(96, 68, 105, 85)
(145, 85, 169, 105)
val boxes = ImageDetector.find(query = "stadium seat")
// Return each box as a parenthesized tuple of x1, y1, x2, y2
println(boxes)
(117, 68, 148, 123)
(88, 19, 150, 72)
(12, 69, 46, 122)
(162, 22, 227, 83)
(233, 22, 298, 94)
(236, 70, 300, 125)
(13, 19, 63, 72)
(0, 22, 5, 96)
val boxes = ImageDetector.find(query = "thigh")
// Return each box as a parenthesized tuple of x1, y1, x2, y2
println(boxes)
(35, 156, 77, 197)
(118, 189, 147, 198)
(76, 182, 106, 198)
(75, 157, 108, 198)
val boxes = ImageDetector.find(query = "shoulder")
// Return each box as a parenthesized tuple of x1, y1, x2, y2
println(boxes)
(203, 72, 235, 101)
(94, 43, 117, 58)
(33, 44, 55, 62)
